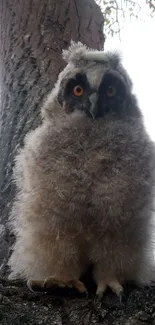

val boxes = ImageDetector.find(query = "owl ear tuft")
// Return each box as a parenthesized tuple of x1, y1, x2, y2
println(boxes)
(62, 40, 89, 64)
(62, 41, 106, 64)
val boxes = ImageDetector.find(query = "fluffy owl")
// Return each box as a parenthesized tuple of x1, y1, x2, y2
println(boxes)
(9, 41, 155, 299)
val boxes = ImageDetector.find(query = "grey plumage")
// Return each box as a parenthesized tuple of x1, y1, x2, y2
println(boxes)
(9, 41, 155, 297)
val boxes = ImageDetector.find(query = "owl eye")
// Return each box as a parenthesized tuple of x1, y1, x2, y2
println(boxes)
(106, 86, 116, 97)
(73, 85, 84, 97)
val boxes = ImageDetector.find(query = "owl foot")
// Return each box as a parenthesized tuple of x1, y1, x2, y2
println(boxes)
(27, 277, 88, 296)
(96, 279, 123, 301)
(44, 276, 88, 296)
(27, 279, 45, 292)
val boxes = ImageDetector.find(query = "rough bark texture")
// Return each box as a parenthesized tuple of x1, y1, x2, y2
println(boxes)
(0, 0, 104, 274)
(0, 1, 155, 324)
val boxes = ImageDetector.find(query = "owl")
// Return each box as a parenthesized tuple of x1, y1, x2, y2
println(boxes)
(9, 41, 155, 299)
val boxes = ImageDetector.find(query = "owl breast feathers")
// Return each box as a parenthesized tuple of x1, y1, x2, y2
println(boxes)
(9, 41, 155, 298)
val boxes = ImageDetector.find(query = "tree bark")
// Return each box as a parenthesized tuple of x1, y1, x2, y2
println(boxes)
(0, 1, 155, 324)
(0, 0, 104, 275)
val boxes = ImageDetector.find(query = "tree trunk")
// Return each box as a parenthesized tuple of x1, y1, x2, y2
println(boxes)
(0, 1, 154, 324)
(0, 0, 104, 274)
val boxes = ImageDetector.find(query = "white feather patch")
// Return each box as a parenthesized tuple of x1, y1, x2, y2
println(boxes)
(82, 51, 106, 62)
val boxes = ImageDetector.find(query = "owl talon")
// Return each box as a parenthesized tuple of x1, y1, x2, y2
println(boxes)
(43, 276, 66, 290)
(96, 282, 107, 300)
(27, 279, 44, 292)
(70, 279, 88, 296)
(108, 281, 123, 298)
(96, 279, 123, 300)
(43, 276, 88, 296)
(118, 290, 124, 304)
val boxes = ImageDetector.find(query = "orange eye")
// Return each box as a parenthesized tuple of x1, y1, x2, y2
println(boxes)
(106, 86, 116, 97)
(73, 85, 84, 97)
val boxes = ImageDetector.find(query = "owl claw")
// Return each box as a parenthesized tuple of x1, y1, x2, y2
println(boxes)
(27, 279, 44, 292)
(43, 277, 66, 290)
(27, 277, 88, 296)
(69, 279, 88, 296)
(96, 279, 123, 300)
(118, 289, 124, 304)
(44, 276, 88, 296)
(108, 280, 124, 297)
(96, 282, 107, 300)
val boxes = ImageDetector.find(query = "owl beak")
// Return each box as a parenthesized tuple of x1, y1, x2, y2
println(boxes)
(88, 92, 98, 119)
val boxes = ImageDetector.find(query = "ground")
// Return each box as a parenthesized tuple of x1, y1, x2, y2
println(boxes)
(0, 278, 155, 325)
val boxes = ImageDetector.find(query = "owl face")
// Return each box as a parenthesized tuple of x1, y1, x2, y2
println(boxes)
(56, 42, 141, 120)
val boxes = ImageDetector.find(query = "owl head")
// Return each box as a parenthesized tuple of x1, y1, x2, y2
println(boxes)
(43, 41, 141, 120)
